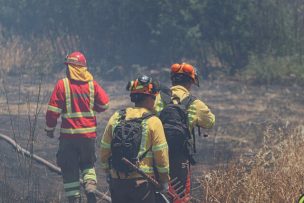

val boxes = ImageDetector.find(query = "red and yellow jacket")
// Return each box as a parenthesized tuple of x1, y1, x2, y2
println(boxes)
(100, 107, 170, 183)
(45, 77, 109, 138)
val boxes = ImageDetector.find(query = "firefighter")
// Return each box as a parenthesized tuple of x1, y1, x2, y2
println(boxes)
(45, 51, 109, 203)
(154, 63, 215, 201)
(100, 75, 170, 203)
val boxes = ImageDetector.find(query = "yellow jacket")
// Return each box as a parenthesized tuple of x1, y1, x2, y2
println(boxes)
(100, 107, 170, 183)
(154, 85, 215, 130)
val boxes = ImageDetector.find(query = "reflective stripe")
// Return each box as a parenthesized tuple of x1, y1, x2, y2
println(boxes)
(205, 115, 215, 128)
(64, 181, 80, 197)
(111, 112, 150, 159)
(62, 111, 96, 118)
(82, 168, 97, 182)
(60, 78, 97, 134)
(100, 103, 109, 110)
(100, 140, 111, 149)
(138, 119, 149, 158)
(82, 168, 96, 175)
(89, 80, 94, 110)
(101, 162, 109, 169)
(155, 99, 164, 114)
(112, 112, 122, 136)
(47, 105, 62, 113)
(62, 78, 95, 118)
(140, 166, 154, 173)
(156, 165, 170, 173)
(45, 126, 55, 131)
(64, 182, 80, 189)
(152, 143, 168, 152)
(65, 190, 80, 197)
(60, 127, 96, 134)
(187, 103, 196, 129)
(135, 85, 144, 90)
(146, 151, 153, 158)
(63, 78, 72, 113)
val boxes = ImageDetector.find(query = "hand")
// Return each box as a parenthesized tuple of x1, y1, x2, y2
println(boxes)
(45, 130, 54, 138)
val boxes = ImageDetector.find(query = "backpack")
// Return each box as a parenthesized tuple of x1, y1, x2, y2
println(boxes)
(159, 88, 197, 165)
(110, 109, 154, 175)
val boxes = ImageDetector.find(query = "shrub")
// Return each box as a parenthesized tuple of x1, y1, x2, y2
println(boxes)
(201, 124, 304, 202)
(241, 55, 304, 85)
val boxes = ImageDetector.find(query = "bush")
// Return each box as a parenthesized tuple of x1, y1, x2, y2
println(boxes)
(201, 124, 304, 202)
(241, 55, 304, 85)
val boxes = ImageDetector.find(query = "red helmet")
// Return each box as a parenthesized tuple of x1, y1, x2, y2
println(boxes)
(64, 51, 87, 67)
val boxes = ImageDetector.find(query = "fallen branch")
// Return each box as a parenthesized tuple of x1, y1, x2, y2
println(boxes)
(0, 133, 112, 202)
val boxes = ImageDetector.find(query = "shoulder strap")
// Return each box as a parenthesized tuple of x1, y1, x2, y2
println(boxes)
(118, 110, 155, 122)
(159, 84, 171, 96)
(118, 109, 127, 121)
(140, 112, 155, 120)
(180, 95, 196, 109)
(159, 85, 172, 105)
(136, 112, 154, 160)
(138, 145, 152, 161)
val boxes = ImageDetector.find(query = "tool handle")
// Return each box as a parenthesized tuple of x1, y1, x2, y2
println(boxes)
(122, 157, 181, 201)
(121, 157, 161, 189)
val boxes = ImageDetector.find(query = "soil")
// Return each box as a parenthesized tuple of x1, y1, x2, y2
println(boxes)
(0, 75, 303, 202)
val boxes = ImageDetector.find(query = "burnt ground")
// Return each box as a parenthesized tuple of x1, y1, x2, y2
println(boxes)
(0, 74, 303, 202)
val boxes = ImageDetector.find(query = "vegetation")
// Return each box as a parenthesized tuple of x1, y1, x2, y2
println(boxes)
(0, 1, 304, 202)
(201, 124, 304, 203)
(0, 0, 303, 82)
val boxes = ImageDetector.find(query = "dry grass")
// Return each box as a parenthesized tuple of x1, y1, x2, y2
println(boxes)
(201, 124, 304, 203)
(0, 37, 303, 202)
(0, 34, 80, 77)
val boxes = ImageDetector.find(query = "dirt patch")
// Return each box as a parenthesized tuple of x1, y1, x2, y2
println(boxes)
(0, 75, 303, 202)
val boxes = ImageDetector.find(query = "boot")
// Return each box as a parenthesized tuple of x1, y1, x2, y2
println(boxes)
(85, 180, 97, 203)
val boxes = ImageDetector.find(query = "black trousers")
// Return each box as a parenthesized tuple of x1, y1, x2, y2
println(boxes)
(169, 157, 190, 198)
(56, 137, 97, 197)
(110, 178, 156, 203)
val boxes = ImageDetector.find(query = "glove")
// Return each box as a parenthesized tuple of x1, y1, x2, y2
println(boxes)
(45, 129, 55, 138)
(159, 182, 169, 194)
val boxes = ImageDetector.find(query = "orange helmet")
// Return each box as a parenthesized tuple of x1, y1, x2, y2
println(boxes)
(126, 75, 160, 97)
(170, 63, 199, 86)
(64, 51, 87, 67)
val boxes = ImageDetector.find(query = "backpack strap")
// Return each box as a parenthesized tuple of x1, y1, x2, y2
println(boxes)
(138, 145, 152, 161)
(118, 109, 127, 121)
(181, 95, 201, 163)
(118, 109, 154, 122)
(113, 110, 154, 177)
(159, 85, 172, 105)
(180, 95, 196, 109)
(136, 112, 155, 161)
(141, 112, 155, 120)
